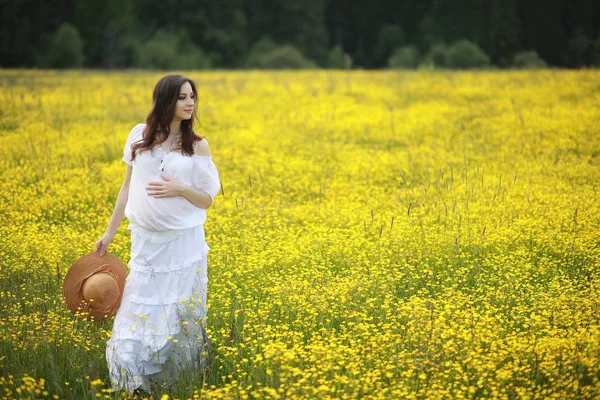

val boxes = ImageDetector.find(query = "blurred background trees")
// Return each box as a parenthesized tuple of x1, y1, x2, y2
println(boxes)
(1, 0, 599, 69)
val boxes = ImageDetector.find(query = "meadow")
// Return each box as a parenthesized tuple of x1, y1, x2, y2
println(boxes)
(0, 68, 599, 399)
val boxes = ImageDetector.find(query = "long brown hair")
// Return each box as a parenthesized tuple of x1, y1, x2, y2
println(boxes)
(130, 74, 204, 162)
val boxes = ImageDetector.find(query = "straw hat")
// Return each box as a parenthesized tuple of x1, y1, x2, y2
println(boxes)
(63, 251, 128, 321)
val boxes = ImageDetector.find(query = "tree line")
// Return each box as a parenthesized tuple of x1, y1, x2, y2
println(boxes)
(1, 0, 599, 70)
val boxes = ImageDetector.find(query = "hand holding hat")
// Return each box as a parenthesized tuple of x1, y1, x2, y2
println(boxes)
(63, 250, 128, 321)
(94, 232, 114, 256)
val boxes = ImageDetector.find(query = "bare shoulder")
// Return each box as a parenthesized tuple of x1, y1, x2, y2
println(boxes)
(193, 136, 211, 156)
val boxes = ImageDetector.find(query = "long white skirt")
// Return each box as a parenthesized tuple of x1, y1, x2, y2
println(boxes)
(106, 224, 211, 394)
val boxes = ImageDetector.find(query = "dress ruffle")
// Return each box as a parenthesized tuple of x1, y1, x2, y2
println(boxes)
(128, 244, 210, 273)
(128, 222, 192, 243)
(128, 224, 210, 270)
(106, 224, 211, 394)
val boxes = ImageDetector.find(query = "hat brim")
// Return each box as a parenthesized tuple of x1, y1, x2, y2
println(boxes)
(63, 251, 128, 321)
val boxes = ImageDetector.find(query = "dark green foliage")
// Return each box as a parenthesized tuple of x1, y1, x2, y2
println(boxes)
(328, 45, 346, 69)
(136, 30, 211, 70)
(284, 0, 330, 66)
(423, 42, 450, 67)
(423, 0, 520, 67)
(245, 37, 277, 69)
(202, 9, 249, 68)
(513, 51, 547, 69)
(593, 38, 600, 66)
(102, 23, 142, 69)
(1, 0, 599, 69)
(75, 0, 135, 67)
(567, 29, 593, 67)
(445, 40, 490, 69)
(374, 25, 406, 65)
(259, 45, 316, 69)
(388, 46, 421, 69)
(42, 23, 85, 68)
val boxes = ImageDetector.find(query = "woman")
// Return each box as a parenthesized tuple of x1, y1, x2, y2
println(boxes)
(94, 74, 221, 396)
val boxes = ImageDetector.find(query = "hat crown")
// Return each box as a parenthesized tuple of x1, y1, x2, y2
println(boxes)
(81, 272, 120, 310)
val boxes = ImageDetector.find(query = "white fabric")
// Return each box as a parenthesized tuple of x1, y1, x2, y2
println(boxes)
(106, 225, 211, 394)
(122, 123, 221, 231)
(106, 123, 219, 394)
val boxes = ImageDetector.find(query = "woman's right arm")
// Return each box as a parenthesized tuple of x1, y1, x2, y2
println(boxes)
(94, 165, 133, 255)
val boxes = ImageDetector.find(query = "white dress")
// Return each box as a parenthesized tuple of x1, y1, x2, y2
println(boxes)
(106, 124, 221, 394)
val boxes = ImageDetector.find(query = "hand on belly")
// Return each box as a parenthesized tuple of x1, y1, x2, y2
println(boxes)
(146, 173, 188, 198)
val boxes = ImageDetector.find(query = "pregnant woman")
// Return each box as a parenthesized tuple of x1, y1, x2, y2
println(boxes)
(93, 73, 221, 397)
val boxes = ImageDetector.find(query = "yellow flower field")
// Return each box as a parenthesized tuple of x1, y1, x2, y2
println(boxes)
(0, 69, 599, 399)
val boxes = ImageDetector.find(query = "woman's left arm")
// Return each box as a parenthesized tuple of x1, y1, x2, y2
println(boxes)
(146, 175, 213, 208)
(181, 185, 214, 209)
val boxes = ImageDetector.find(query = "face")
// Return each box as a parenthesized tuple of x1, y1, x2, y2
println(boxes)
(174, 81, 195, 121)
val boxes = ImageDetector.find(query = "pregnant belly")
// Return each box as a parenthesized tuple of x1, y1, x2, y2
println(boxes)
(126, 190, 198, 231)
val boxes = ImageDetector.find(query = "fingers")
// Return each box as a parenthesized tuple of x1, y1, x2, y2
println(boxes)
(146, 186, 166, 195)
(94, 244, 104, 256)
(147, 190, 167, 197)
(147, 181, 173, 197)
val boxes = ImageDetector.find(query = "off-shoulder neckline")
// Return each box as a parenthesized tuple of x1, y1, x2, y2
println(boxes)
(158, 146, 212, 159)
(141, 146, 213, 160)
(138, 124, 211, 159)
